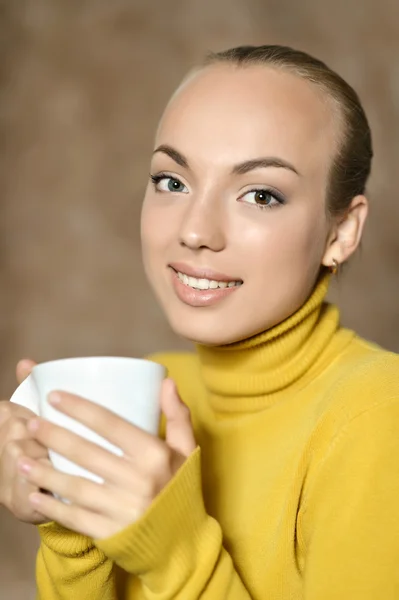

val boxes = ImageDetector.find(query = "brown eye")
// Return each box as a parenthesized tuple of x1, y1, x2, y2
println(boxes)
(254, 190, 272, 206)
(239, 188, 285, 209)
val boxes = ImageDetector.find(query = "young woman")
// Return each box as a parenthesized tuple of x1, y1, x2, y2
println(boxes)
(1, 45, 399, 599)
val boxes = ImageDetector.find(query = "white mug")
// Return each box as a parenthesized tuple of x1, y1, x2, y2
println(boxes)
(10, 356, 165, 484)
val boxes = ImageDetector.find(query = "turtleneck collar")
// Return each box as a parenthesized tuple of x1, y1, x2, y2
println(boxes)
(196, 272, 348, 412)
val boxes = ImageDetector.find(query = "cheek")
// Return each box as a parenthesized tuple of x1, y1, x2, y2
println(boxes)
(140, 203, 168, 295)
(234, 209, 327, 273)
(141, 200, 168, 258)
(278, 208, 326, 253)
(291, 211, 328, 260)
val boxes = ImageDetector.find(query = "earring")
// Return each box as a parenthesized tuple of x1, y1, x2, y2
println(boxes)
(330, 259, 339, 275)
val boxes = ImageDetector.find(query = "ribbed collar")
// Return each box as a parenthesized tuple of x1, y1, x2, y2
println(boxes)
(196, 272, 344, 412)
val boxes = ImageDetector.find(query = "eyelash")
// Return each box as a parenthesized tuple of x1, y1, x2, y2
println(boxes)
(150, 173, 177, 186)
(149, 173, 286, 209)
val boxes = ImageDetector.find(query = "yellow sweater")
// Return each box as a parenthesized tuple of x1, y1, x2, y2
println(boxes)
(36, 274, 399, 599)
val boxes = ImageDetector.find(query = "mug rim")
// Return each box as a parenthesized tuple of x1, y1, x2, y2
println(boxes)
(33, 356, 164, 374)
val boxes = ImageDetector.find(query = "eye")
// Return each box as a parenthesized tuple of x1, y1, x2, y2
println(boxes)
(239, 188, 285, 209)
(150, 174, 189, 194)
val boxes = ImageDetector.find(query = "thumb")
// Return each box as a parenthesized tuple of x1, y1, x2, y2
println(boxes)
(16, 359, 37, 385)
(161, 378, 196, 458)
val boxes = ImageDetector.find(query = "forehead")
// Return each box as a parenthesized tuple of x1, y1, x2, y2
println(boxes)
(156, 65, 338, 176)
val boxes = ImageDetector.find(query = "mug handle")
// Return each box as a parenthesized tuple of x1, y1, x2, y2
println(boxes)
(9, 375, 39, 415)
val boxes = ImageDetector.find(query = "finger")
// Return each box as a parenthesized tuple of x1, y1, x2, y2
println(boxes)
(1, 440, 49, 524)
(0, 403, 36, 428)
(28, 491, 116, 539)
(10, 438, 49, 461)
(161, 379, 197, 458)
(16, 359, 36, 385)
(11, 474, 49, 524)
(3, 438, 48, 484)
(0, 417, 31, 445)
(44, 391, 154, 455)
(27, 417, 143, 483)
(19, 457, 98, 507)
(19, 456, 143, 524)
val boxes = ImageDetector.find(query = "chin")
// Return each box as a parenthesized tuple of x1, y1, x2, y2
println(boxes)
(167, 313, 256, 347)
(175, 328, 236, 347)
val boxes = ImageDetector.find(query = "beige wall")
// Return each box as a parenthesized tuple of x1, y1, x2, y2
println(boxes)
(1, 1, 398, 597)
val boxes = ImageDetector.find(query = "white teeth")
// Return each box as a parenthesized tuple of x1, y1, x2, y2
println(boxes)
(197, 278, 209, 290)
(176, 271, 241, 290)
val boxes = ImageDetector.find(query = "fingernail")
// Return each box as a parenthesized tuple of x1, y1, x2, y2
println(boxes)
(18, 459, 32, 474)
(48, 392, 61, 405)
(27, 418, 40, 432)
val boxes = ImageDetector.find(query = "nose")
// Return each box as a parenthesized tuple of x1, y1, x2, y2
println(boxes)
(178, 193, 226, 252)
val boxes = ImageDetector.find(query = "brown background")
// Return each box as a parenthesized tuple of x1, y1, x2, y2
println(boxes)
(1, 1, 398, 597)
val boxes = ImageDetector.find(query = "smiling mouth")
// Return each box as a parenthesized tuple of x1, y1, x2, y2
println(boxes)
(172, 269, 243, 291)
(176, 271, 243, 290)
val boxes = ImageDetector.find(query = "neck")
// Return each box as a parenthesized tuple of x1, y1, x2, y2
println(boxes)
(196, 272, 347, 412)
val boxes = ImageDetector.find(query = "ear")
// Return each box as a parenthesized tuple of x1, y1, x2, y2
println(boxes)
(322, 195, 369, 269)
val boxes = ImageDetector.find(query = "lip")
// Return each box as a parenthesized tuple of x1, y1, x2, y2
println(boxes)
(170, 268, 241, 308)
(169, 262, 242, 283)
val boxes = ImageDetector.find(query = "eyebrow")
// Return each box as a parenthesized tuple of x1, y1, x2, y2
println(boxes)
(153, 144, 300, 176)
(153, 145, 189, 168)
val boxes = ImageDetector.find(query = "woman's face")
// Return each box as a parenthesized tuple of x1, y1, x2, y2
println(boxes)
(141, 65, 339, 345)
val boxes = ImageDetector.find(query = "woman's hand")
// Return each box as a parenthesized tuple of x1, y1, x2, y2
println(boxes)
(0, 359, 50, 524)
(17, 378, 197, 539)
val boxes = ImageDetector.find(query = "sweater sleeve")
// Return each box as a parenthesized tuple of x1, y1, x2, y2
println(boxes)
(36, 522, 118, 599)
(300, 398, 399, 599)
(95, 447, 254, 599)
